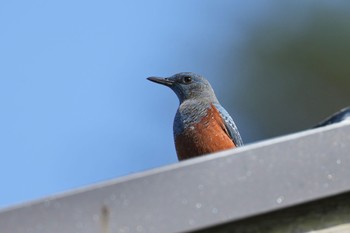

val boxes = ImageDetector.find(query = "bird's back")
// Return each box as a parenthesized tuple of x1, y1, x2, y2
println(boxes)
(314, 106, 350, 128)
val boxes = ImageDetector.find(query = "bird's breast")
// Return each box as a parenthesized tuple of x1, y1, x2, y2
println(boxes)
(174, 103, 235, 160)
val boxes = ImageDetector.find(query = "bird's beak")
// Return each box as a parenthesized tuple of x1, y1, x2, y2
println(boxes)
(147, 77, 174, 87)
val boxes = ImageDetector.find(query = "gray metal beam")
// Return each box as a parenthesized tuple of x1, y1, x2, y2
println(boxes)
(1, 122, 350, 233)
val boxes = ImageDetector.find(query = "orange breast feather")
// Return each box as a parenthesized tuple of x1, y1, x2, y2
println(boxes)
(175, 104, 235, 160)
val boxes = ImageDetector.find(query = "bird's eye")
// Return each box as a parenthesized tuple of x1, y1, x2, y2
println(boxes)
(183, 76, 192, 84)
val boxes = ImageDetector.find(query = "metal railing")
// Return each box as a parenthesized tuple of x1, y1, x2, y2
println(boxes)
(1, 122, 350, 233)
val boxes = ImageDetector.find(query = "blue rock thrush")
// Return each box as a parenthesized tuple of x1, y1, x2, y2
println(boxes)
(314, 106, 350, 128)
(147, 72, 243, 161)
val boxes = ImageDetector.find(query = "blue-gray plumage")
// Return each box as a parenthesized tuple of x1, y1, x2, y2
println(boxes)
(213, 103, 244, 147)
(314, 106, 350, 128)
(147, 72, 243, 160)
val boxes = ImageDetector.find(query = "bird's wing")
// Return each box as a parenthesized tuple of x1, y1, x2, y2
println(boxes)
(313, 106, 350, 128)
(213, 103, 244, 146)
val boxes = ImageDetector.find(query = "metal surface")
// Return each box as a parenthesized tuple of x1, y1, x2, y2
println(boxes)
(194, 188, 350, 232)
(1, 122, 350, 233)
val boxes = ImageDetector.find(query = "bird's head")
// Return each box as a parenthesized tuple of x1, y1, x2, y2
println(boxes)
(147, 72, 218, 103)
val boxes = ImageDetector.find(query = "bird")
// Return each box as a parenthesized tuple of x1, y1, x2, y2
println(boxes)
(313, 106, 350, 128)
(147, 72, 243, 161)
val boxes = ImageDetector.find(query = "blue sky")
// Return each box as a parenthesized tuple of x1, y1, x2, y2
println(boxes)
(0, 1, 274, 208)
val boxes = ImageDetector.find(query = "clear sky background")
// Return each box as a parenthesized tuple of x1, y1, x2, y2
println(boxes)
(1, 1, 350, 208)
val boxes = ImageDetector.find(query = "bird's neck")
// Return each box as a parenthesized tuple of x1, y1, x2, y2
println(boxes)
(173, 99, 216, 136)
